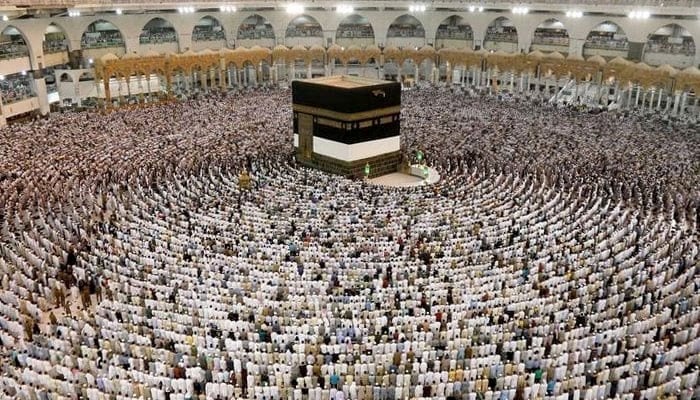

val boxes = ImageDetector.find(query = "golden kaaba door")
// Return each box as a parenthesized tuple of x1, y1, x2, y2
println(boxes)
(298, 113, 313, 159)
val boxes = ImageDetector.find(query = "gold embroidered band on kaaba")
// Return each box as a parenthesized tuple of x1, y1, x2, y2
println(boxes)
(293, 104, 401, 122)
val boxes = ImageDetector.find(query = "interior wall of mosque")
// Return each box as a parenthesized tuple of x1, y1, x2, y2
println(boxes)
(0, 9, 698, 124)
(1, 11, 699, 73)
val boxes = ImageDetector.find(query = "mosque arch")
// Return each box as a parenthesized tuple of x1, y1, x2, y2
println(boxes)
(643, 23, 695, 68)
(531, 18, 569, 52)
(192, 16, 226, 42)
(81, 20, 125, 50)
(386, 14, 426, 48)
(336, 14, 375, 47)
(237, 14, 276, 42)
(1, 25, 30, 59)
(59, 72, 73, 82)
(435, 15, 473, 49)
(583, 21, 628, 59)
(43, 23, 68, 53)
(140, 17, 179, 45)
(285, 15, 324, 38)
(285, 15, 324, 47)
(484, 17, 518, 52)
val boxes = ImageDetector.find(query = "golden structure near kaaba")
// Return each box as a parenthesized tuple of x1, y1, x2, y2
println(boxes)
(292, 76, 402, 179)
(238, 170, 252, 190)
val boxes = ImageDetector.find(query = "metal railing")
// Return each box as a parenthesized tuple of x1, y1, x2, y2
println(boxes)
(583, 41, 629, 51)
(81, 39, 125, 49)
(1, 89, 36, 105)
(0, 44, 29, 60)
(7, 0, 699, 6)
(531, 36, 569, 46)
(139, 33, 178, 45)
(191, 31, 225, 42)
(43, 42, 68, 54)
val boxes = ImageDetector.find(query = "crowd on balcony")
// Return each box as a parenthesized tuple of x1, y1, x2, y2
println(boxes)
(387, 25, 426, 38)
(646, 36, 696, 56)
(436, 25, 474, 41)
(140, 29, 178, 45)
(0, 74, 35, 104)
(192, 26, 225, 42)
(336, 24, 374, 39)
(485, 27, 518, 44)
(42, 36, 68, 54)
(0, 40, 29, 60)
(285, 25, 323, 38)
(81, 31, 124, 49)
(531, 30, 569, 46)
(584, 32, 629, 51)
(237, 25, 276, 40)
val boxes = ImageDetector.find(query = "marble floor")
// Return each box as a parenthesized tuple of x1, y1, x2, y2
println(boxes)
(368, 167, 440, 188)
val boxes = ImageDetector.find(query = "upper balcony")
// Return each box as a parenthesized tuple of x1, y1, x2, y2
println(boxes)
(2, 0, 698, 9)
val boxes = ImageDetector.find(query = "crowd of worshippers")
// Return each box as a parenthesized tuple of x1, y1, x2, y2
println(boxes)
(0, 85, 698, 400)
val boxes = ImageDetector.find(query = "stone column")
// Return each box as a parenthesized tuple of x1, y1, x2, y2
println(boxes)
(648, 90, 654, 112)
(0, 95, 7, 128)
(147, 74, 153, 100)
(30, 73, 50, 116)
(164, 72, 172, 99)
(568, 38, 585, 59)
(634, 85, 641, 108)
(200, 71, 207, 92)
(136, 74, 144, 103)
(680, 91, 688, 115)
(519, 73, 524, 92)
(672, 91, 681, 115)
(657, 88, 663, 110)
(217, 68, 224, 90)
(526, 73, 532, 93)
(102, 76, 112, 108)
(125, 78, 132, 104)
(626, 87, 633, 109)
(307, 63, 312, 79)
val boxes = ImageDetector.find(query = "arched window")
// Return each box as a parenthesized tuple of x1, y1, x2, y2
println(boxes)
(44, 23, 68, 54)
(435, 16, 473, 49)
(81, 20, 124, 49)
(0, 26, 29, 59)
(141, 18, 178, 45)
(192, 16, 225, 42)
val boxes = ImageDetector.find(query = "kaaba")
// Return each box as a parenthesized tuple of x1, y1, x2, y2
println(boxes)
(292, 75, 402, 179)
